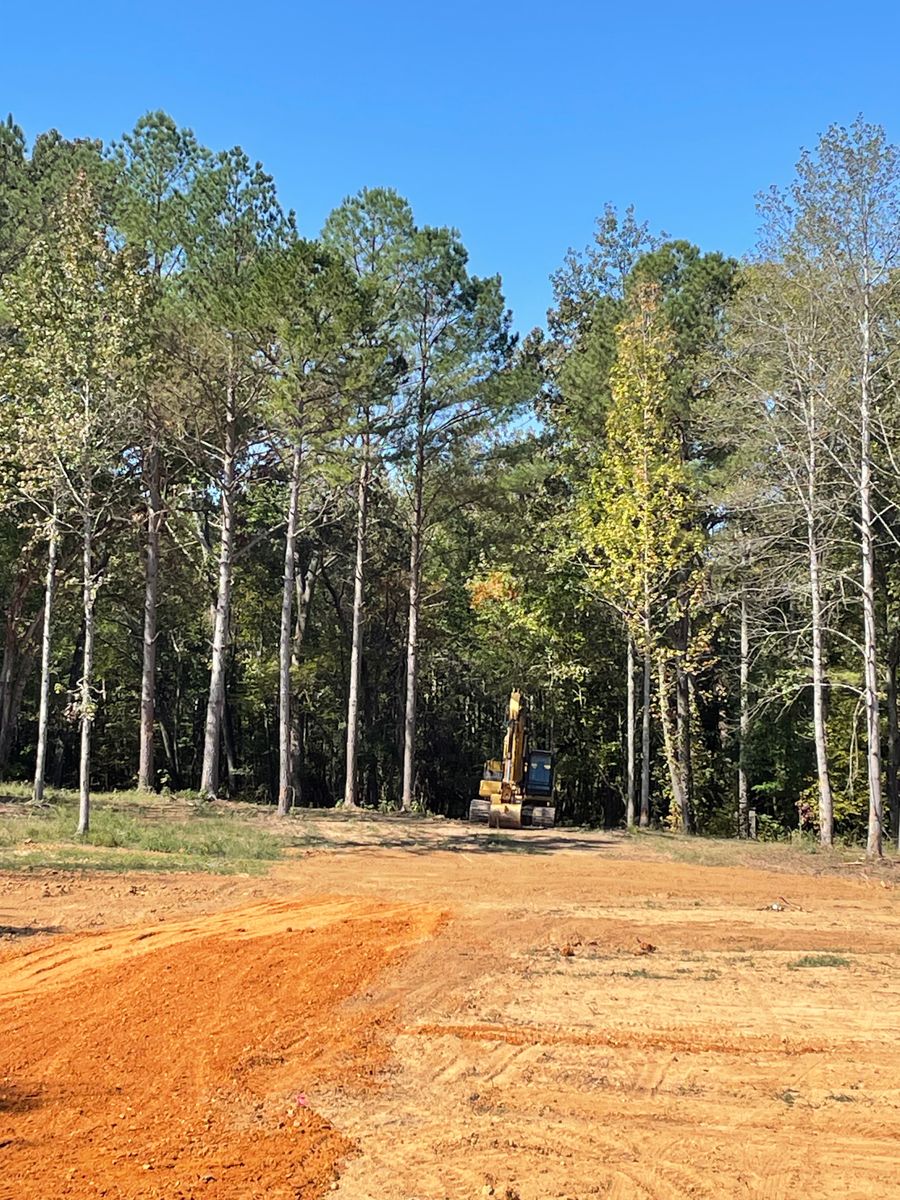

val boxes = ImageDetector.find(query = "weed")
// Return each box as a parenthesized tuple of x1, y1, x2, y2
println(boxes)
(614, 968, 677, 980)
(787, 953, 850, 970)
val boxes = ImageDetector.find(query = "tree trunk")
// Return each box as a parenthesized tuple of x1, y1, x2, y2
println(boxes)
(400, 428, 425, 812)
(658, 658, 687, 827)
(34, 502, 59, 805)
(159, 716, 181, 790)
(138, 436, 163, 791)
(277, 443, 302, 815)
(675, 661, 694, 834)
(77, 494, 94, 836)
(0, 619, 44, 781)
(806, 408, 835, 846)
(223, 696, 238, 793)
(0, 559, 40, 777)
(0, 620, 16, 772)
(290, 548, 321, 801)
(737, 582, 751, 838)
(54, 620, 85, 787)
(342, 434, 369, 809)
(625, 633, 636, 826)
(886, 632, 900, 844)
(860, 305, 883, 858)
(200, 382, 237, 798)
(640, 630, 651, 827)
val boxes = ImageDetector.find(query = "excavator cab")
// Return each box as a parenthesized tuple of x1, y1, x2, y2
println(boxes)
(468, 690, 556, 829)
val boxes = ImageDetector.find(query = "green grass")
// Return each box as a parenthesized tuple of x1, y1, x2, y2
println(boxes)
(787, 953, 850, 970)
(615, 967, 677, 980)
(0, 846, 272, 874)
(624, 826, 872, 873)
(0, 788, 282, 874)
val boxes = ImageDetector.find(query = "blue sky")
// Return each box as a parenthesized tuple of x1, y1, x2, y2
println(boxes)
(4, 1, 900, 336)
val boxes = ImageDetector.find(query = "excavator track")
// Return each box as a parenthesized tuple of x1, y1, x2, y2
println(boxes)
(468, 798, 556, 829)
(468, 798, 491, 824)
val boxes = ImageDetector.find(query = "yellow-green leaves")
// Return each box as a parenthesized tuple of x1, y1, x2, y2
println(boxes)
(0, 171, 150, 512)
(578, 284, 702, 649)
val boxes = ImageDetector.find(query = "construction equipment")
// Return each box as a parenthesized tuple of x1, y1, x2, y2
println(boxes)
(468, 689, 556, 829)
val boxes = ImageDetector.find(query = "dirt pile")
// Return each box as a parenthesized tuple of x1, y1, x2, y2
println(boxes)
(0, 897, 440, 1200)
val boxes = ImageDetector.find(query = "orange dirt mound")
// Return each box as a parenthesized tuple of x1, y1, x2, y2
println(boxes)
(0, 897, 441, 1200)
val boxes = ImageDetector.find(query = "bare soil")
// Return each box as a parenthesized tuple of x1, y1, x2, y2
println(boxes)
(2, 816, 900, 1198)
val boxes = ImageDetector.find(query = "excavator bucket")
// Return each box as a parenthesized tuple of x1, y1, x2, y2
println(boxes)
(488, 800, 522, 830)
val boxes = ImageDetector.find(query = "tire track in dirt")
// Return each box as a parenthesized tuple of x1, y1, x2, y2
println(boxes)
(318, 880, 900, 1200)
(5, 829, 900, 1198)
(406, 1019, 848, 1057)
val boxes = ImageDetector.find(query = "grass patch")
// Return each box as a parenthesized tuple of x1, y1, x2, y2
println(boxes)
(787, 953, 850, 970)
(0, 847, 271, 874)
(0, 790, 282, 874)
(614, 967, 677, 980)
(623, 826, 877, 875)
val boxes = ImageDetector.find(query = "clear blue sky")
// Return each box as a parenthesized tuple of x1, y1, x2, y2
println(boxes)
(4, 1, 900, 336)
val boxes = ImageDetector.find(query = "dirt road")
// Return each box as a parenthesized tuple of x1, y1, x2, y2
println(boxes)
(2, 819, 900, 1198)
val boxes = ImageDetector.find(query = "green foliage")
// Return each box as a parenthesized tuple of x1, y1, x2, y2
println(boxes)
(578, 283, 702, 648)
(787, 954, 850, 970)
(0, 106, 898, 848)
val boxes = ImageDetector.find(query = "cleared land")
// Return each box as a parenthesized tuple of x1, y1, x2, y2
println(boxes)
(2, 802, 900, 1198)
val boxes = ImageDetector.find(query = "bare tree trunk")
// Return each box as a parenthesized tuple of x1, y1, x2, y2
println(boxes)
(0, 560, 41, 777)
(138, 437, 163, 791)
(805, 405, 835, 846)
(342, 434, 369, 809)
(0, 625, 15, 768)
(200, 384, 237, 798)
(277, 443, 302, 816)
(737, 582, 751, 838)
(223, 696, 238, 793)
(400, 430, 425, 812)
(54, 620, 84, 786)
(860, 305, 883, 858)
(290, 548, 321, 800)
(33, 502, 59, 805)
(626, 633, 636, 826)
(159, 717, 181, 790)
(658, 658, 686, 827)
(886, 632, 900, 844)
(77, 494, 94, 836)
(676, 668, 694, 833)
(640, 625, 651, 827)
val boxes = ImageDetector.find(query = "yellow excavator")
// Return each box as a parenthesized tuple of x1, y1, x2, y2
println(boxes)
(468, 689, 556, 829)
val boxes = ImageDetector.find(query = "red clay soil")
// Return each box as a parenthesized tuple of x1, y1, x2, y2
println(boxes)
(0, 897, 442, 1200)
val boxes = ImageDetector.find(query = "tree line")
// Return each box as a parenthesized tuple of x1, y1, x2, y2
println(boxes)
(1, 111, 899, 856)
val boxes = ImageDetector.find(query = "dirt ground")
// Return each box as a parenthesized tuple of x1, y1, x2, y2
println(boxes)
(2, 817, 900, 1199)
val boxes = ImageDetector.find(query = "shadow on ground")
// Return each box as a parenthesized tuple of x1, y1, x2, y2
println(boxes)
(286, 828, 615, 856)
(0, 925, 63, 940)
